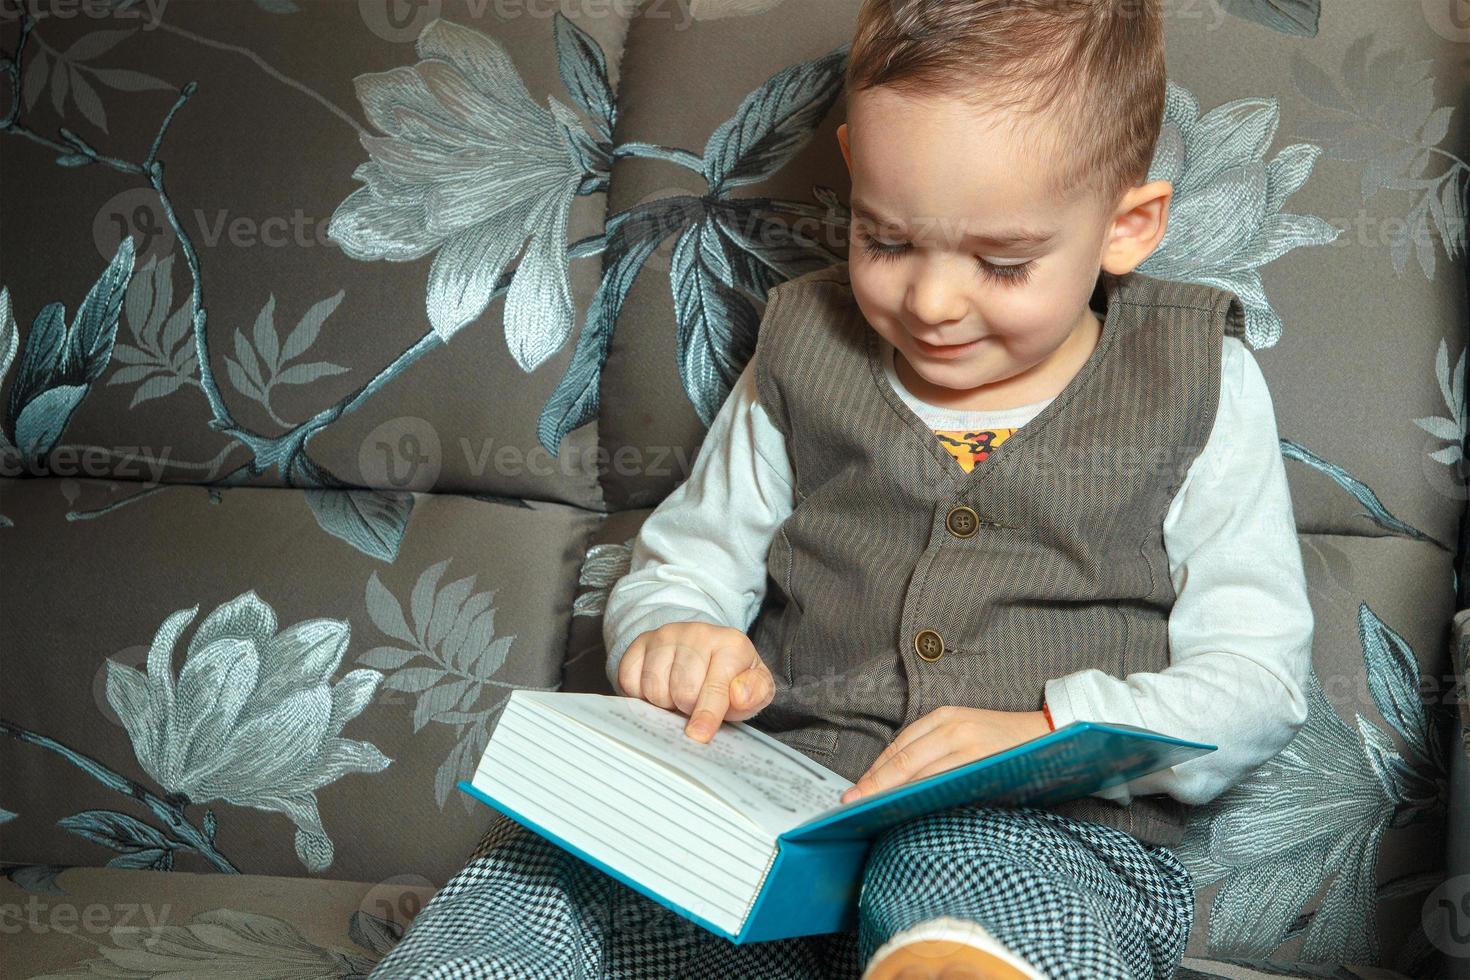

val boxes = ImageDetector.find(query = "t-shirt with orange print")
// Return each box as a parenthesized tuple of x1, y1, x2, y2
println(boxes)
(877, 341, 1056, 475)
(934, 426, 1020, 473)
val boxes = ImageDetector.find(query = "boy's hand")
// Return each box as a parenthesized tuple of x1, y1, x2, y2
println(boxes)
(616, 622, 775, 742)
(839, 706, 1051, 803)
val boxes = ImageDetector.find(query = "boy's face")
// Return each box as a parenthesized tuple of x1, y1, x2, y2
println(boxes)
(837, 88, 1172, 408)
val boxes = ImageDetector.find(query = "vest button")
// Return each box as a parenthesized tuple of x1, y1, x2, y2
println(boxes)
(945, 505, 979, 538)
(914, 629, 945, 662)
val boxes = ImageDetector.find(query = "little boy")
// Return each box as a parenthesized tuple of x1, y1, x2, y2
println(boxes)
(367, 1, 1313, 978)
(602, 0, 1312, 976)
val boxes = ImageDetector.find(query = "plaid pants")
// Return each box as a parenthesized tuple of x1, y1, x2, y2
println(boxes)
(367, 803, 1195, 979)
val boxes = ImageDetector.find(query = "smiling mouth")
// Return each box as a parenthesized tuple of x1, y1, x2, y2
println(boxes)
(911, 335, 982, 357)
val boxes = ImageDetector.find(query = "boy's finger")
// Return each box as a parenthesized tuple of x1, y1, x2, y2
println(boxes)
(842, 733, 943, 802)
(684, 646, 750, 742)
(616, 638, 645, 700)
(846, 747, 966, 803)
(726, 664, 774, 719)
(638, 641, 680, 710)
(865, 710, 940, 775)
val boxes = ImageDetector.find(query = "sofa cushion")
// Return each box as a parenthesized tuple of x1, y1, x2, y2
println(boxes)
(0, 861, 436, 978)
(1175, 533, 1457, 972)
(562, 506, 648, 696)
(0, 1, 639, 509)
(1455, 609, 1470, 764)
(1438, 610, 1470, 976)
(0, 859, 1416, 980)
(0, 475, 600, 887)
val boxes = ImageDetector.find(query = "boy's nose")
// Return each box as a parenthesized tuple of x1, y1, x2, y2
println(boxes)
(905, 281, 969, 329)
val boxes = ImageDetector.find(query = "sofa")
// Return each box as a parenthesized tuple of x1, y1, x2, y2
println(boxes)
(0, 0, 1466, 976)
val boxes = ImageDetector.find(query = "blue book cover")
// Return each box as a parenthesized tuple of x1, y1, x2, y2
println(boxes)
(457, 692, 1215, 945)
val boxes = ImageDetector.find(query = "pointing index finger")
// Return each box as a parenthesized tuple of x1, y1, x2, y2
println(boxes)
(684, 646, 753, 742)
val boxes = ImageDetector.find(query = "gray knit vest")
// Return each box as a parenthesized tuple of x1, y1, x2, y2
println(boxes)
(746, 259, 1247, 848)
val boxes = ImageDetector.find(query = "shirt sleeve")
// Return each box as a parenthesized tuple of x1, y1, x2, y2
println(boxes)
(602, 353, 797, 695)
(1042, 335, 1314, 806)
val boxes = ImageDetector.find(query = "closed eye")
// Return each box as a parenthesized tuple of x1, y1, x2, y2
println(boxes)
(857, 233, 1034, 287)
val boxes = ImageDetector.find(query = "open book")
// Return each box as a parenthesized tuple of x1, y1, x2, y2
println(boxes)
(457, 690, 1215, 944)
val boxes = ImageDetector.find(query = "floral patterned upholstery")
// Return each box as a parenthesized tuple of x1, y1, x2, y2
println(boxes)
(0, 0, 1465, 976)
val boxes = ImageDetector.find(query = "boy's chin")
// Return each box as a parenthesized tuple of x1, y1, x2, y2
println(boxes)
(907, 352, 994, 387)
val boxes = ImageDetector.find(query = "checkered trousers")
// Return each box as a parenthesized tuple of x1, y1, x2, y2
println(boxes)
(366, 803, 1195, 979)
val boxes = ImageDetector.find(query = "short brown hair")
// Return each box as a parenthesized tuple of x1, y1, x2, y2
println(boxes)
(844, 0, 1167, 209)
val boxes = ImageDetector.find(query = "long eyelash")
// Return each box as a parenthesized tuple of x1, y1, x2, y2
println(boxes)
(983, 259, 1033, 287)
(858, 235, 1033, 286)
(860, 238, 910, 263)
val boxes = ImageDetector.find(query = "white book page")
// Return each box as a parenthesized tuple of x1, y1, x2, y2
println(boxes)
(476, 736, 751, 933)
(518, 691, 853, 837)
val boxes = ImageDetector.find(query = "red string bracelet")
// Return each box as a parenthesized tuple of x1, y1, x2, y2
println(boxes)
(1041, 702, 1055, 731)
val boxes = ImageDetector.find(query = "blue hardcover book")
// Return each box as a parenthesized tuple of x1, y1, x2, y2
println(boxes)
(457, 690, 1214, 945)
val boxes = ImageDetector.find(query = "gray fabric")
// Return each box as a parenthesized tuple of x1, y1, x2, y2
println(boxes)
(1175, 532, 1457, 968)
(746, 260, 1247, 848)
(1444, 609, 1470, 977)
(0, 1, 613, 510)
(0, 0, 1462, 973)
(0, 859, 437, 976)
(1456, 609, 1470, 763)
(0, 475, 599, 885)
(0, 855, 1415, 979)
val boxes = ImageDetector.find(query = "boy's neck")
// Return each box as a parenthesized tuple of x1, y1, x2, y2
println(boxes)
(894, 305, 1104, 414)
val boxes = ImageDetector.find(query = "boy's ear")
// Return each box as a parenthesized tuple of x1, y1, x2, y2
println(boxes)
(1099, 179, 1172, 276)
(837, 122, 853, 171)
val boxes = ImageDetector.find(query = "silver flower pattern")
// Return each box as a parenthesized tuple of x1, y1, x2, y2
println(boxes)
(1413, 337, 1466, 466)
(1142, 81, 1340, 348)
(103, 591, 391, 872)
(0, 286, 16, 526)
(328, 17, 599, 368)
(1175, 604, 1448, 963)
(571, 538, 635, 618)
(25, 907, 379, 979)
(683, 0, 790, 19)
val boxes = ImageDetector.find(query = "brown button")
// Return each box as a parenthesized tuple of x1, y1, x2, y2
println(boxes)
(946, 505, 979, 538)
(914, 628, 945, 662)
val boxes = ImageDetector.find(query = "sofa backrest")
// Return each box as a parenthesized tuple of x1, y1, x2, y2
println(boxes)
(1, 0, 1466, 971)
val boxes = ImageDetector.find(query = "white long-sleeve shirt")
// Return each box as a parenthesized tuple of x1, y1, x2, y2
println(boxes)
(603, 332, 1313, 806)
